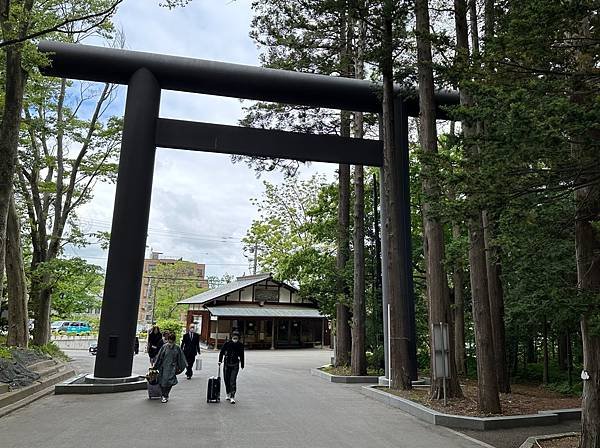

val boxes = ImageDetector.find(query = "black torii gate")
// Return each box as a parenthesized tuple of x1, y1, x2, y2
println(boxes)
(39, 41, 457, 382)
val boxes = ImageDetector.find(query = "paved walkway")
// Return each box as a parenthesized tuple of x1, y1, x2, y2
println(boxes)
(1, 349, 485, 448)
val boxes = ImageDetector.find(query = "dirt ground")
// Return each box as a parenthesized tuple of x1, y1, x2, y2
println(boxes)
(383, 379, 581, 417)
(539, 435, 579, 447)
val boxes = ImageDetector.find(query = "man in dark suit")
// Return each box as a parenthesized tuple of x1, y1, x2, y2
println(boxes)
(180, 323, 201, 379)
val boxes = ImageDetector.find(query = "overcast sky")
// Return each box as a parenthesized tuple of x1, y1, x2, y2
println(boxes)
(69, 0, 336, 279)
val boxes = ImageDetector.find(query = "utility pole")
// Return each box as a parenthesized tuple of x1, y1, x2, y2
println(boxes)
(253, 241, 258, 275)
(151, 279, 158, 324)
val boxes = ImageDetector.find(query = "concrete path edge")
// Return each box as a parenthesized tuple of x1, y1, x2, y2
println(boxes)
(310, 365, 380, 384)
(0, 367, 76, 418)
(360, 385, 581, 430)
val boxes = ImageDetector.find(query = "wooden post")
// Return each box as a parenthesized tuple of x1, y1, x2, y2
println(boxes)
(271, 318, 276, 350)
(215, 317, 219, 350)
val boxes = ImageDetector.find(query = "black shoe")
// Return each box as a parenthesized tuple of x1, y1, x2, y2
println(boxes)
(186, 376, 191, 380)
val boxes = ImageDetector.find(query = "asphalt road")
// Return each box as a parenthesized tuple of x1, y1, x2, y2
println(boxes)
(1, 349, 486, 448)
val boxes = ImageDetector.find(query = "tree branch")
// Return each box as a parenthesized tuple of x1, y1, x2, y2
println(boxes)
(0, 0, 123, 48)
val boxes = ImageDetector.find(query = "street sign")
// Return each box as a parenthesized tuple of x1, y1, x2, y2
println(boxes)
(432, 322, 450, 406)
(432, 323, 450, 380)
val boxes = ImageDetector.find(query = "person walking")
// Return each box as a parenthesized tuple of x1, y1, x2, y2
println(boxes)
(147, 324, 163, 365)
(153, 332, 186, 403)
(218, 331, 244, 404)
(180, 323, 201, 379)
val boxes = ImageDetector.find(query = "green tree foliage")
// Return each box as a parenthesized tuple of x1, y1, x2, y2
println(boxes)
(39, 257, 103, 318)
(151, 261, 207, 321)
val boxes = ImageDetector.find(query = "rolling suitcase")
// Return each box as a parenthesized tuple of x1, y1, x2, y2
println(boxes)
(146, 368, 161, 400)
(207, 364, 221, 403)
(147, 381, 161, 399)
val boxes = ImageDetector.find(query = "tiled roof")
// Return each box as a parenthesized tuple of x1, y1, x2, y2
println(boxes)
(177, 273, 272, 305)
(206, 303, 323, 318)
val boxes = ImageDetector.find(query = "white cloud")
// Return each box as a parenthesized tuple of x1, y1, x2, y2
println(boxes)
(68, 0, 337, 279)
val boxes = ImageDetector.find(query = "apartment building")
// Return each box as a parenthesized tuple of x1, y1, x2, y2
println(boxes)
(138, 251, 209, 325)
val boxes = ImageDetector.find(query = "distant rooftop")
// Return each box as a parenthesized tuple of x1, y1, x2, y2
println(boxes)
(178, 273, 297, 305)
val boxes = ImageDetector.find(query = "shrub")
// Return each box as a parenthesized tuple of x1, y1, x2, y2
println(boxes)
(367, 345, 385, 373)
(156, 319, 183, 344)
(32, 342, 69, 361)
(0, 346, 12, 359)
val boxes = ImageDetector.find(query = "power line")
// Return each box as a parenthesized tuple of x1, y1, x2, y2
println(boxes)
(76, 218, 247, 245)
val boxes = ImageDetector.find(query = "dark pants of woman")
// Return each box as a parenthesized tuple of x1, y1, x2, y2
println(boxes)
(161, 385, 172, 398)
(223, 364, 239, 397)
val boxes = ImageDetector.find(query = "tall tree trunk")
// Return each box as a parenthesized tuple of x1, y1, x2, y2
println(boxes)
(352, 162, 366, 375)
(558, 331, 568, 371)
(527, 337, 537, 363)
(33, 286, 52, 345)
(482, 211, 510, 392)
(574, 120, 600, 448)
(452, 223, 467, 376)
(334, 3, 352, 367)
(373, 173, 382, 345)
(382, 0, 412, 390)
(6, 194, 29, 347)
(0, 45, 27, 302)
(416, 0, 462, 399)
(351, 15, 367, 376)
(542, 318, 549, 385)
(573, 14, 600, 447)
(454, 0, 501, 414)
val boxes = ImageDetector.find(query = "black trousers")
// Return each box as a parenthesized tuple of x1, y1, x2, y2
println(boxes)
(223, 364, 240, 397)
(185, 354, 195, 378)
(160, 385, 172, 398)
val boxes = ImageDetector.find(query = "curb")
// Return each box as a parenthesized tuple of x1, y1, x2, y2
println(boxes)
(0, 367, 76, 418)
(518, 432, 579, 448)
(310, 366, 380, 384)
(360, 385, 581, 430)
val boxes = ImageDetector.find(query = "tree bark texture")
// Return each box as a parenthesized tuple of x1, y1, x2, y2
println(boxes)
(352, 162, 366, 375)
(381, 2, 412, 390)
(482, 211, 510, 392)
(335, 159, 352, 366)
(452, 223, 467, 376)
(416, 0, 462, 399)
(351, 16, 367, 375)
(454, 0, 501, 414)
(6, 194, 29, 347)
(334, 5, 353, 367)
(0, 45, 26, 302)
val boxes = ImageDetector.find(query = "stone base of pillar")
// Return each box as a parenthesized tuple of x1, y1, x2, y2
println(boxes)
(55, 373, 146, 394)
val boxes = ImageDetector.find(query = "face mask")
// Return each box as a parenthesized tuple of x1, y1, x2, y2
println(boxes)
(232, 337, 239, 342)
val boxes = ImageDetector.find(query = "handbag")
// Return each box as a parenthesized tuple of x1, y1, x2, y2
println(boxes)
(174, 347, 186, 375)
(146, 368, 159, 385)
(195, 357, 202, 371)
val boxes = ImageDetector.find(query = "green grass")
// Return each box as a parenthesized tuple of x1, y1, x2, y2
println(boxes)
(0, 346, 13, 359)
(31, 342, 69, 362)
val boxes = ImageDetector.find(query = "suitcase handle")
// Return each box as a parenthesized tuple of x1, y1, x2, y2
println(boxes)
(217, 362, 221, 378)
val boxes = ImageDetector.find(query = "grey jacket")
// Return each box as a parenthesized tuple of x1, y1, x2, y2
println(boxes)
(154, 343, 186, 387)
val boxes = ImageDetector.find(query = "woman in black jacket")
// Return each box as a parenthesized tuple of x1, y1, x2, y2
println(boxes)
(147, 324, 164, 365)
(218, 331, 245, 404)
